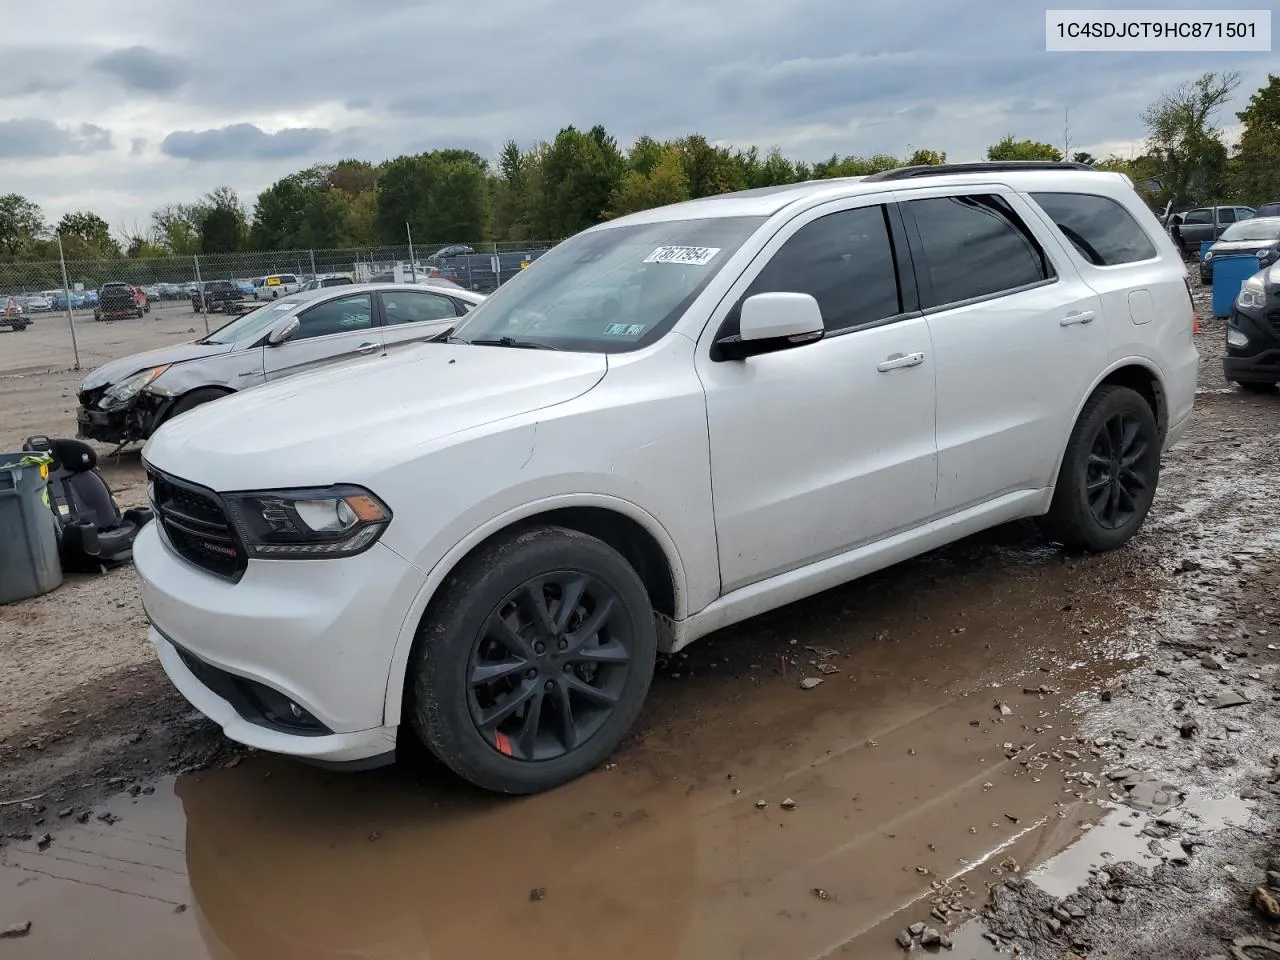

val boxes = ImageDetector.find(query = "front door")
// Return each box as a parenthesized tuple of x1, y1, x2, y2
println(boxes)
(263, 292, 383, 381)
(695, 201, 938, 594)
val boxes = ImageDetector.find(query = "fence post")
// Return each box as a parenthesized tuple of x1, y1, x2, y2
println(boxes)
(55, 233, 82, 371)
(192, 255, 208, 335)
(406, 223, 417, 282)
(493, 241, 501, 291)
(309, 249, 317, 279)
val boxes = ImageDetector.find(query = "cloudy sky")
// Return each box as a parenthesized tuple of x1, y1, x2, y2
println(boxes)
(0, 0, 1273, 234)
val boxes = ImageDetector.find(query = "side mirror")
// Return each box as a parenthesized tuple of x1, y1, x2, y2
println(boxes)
(714, 292, 824, 361)
(267, 316, 300, 346)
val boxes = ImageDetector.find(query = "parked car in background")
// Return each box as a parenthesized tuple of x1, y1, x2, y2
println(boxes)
(132, 162, 1198, 794)
(1199, 217, 1280, 283)
(299, 274, 355, 292)
(1, 298, 29, 331)
(253, 274, 302, 299)
(75, 281, 485, 446)
(20, 293, 52, 312)
(1224, 260, 1280, 391)
(234, 280, 255, 295)
(152, 283, 183, 300)
(1254, 202, 1280, 218)
(192, 280, 245, 313)
(1169, 205, 1256, 254)
(427, 244, 475, 263)
(95, 282, 144, 321)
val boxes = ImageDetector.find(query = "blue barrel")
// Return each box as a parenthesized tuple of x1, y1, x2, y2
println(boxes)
(1200, 240, 1215, 262)
(1212, 255, 1262, 318)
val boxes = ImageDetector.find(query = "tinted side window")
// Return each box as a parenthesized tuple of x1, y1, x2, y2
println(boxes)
(294, 294, 373, 340)
(1030, 192, 1158, 266)
(726, 205, 900, 336)
(908, 195, 1051, 308)
(381, 290, 459, 325)
(1182, 209, 1212, 224)
(1218, 208, 1237, 223)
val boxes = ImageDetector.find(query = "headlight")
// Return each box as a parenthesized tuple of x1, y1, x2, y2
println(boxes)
(223, 486, 391, 559)
(1205, 251, 1215, 260)
(100, 365, 170, 409)
(1238, 276, 1267, 311)
(1227, 325, 1250, 348)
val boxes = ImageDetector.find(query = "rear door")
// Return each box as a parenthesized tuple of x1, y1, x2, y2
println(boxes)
(262, 292, 383, 381)
(377, 288, 462, 351)
(896, 187, 1108, 515)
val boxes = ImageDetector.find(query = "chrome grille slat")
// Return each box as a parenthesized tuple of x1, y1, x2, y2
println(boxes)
(146, 466, 246, 581)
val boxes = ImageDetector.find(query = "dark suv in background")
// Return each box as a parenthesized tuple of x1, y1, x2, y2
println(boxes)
(95, 282, 144, 321)
(192, 280, 245, 313)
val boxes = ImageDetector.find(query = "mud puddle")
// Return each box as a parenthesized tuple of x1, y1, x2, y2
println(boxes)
(0, 529, 1169, 960)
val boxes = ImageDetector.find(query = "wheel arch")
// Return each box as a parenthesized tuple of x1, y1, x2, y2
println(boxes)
(382, 494, 687, 726)
(1048, 358, 1167, 494)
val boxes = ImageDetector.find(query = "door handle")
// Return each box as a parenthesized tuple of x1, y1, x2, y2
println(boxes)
(356, 341, 379, 354)
(1060, 310, 1096, 326)
(877, 352, 925, 372)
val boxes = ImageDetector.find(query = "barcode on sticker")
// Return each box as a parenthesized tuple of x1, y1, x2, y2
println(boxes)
(644, 245, 721, 266)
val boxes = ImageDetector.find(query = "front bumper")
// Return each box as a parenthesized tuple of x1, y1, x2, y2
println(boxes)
(76, 394, 168, 444)
(134, 520, 427, 765)
(1223, 308, 1280, 384)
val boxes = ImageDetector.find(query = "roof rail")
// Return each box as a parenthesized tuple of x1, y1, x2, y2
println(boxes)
(862, 161, 1098, 182)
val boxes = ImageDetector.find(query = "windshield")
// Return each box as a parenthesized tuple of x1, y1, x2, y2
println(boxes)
(1220, 219, 1280, 242)
(202, 300, 301, 345)
(451, 216, 766, 352)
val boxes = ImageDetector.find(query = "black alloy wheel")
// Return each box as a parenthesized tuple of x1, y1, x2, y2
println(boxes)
(1085, 412, 1151, 531)
(467, 573, 634, 761)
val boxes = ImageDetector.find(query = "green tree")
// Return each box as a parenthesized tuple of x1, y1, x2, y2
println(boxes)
(56, 211, 120, 258)
(538, 126, 627, 237)
(151, 203, 203, 255)
(1230, 74, 1280, 204)
(676, 135, 744, 197)
(906, 149, 946, 166)
(986, 136, 1064, 161)
(376, 150, 490, 244)
(0, 194, 46, 259)
(1141, 71, 1239, 206)
(610, 145, 691, 216)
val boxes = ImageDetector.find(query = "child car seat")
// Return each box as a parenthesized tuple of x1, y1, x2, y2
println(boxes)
(21, 436, 154, 570)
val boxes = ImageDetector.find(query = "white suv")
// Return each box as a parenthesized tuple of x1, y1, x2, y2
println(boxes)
(135, 162, 1198, 794)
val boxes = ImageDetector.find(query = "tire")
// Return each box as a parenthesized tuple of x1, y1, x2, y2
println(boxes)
(409, 525, 657, 794)
(1038, 385, 1160, 552)
(1236, 381, 1276, 394)
(164, 388, 229, 423)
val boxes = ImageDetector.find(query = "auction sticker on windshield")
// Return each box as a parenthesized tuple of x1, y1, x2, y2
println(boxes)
(603, 323, 646, 336)
(644, 246, 721, 265)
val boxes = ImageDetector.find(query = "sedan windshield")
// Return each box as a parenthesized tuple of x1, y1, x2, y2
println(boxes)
(1220, 218, 1280, 242)
(450, 216, 766, 352)
(202, 300, 301, 345)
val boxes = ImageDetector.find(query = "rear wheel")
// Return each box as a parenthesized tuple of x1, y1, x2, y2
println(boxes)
(1038, 385, 1160, 552)
(409, 525, 657, 794)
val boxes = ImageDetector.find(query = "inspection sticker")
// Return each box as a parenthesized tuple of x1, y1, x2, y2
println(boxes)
(644, 245, 721, 266)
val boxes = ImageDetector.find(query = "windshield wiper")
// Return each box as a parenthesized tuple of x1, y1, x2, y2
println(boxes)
(467, 336, 561, 351)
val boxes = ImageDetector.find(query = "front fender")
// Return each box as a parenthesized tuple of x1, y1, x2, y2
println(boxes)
(380, 491, 688, 726)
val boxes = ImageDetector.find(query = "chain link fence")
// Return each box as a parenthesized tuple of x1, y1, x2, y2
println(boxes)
(0, 241, 557, 370)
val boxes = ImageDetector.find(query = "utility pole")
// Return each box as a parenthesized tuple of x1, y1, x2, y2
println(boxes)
(56, 233, 81, 370)
(406, 222, 417, 283)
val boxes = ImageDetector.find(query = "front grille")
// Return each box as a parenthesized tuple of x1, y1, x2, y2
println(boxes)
(147, 467, 247, 581)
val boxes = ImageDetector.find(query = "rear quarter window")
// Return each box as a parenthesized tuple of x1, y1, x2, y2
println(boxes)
(1030, 192, 1158, 266)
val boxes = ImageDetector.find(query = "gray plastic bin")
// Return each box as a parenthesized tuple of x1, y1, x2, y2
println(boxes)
(0, 452, 62, 604)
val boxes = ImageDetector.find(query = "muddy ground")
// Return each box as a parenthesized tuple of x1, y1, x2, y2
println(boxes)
(3, 289, 1280, 959)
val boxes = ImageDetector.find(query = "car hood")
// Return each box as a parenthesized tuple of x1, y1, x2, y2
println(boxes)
(1210, 239, 1278, 255)
(142, 343, 609, 492)
(79, 341, 237, 392)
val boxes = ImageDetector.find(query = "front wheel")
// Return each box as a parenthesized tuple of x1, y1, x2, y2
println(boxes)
(1038, 385, 1160, 552)
(409, 525, 657, 794)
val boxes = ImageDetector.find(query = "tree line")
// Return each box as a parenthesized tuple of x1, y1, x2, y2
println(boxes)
(1, 71, 1276, 266)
